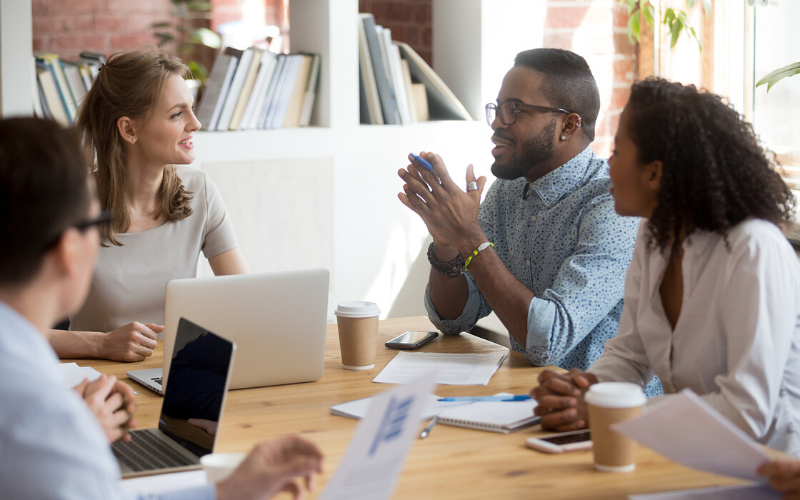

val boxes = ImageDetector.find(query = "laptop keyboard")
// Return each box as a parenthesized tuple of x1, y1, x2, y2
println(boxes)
(112, 430, 196, 472)
(151, 377, 162, 386)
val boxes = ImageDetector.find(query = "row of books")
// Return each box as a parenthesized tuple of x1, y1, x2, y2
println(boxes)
(196, 47, 321, 131)
(34, 52, 106, 127)
(358, 13, 472, 125)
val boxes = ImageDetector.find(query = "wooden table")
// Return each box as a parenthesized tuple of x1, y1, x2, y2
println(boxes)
(72, 317, 749, 499)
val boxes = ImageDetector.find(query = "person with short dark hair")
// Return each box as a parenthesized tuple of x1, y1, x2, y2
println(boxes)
(532, 78, 800, 457)
(0, 117, 322, 500)
(398, 48, 654, 387)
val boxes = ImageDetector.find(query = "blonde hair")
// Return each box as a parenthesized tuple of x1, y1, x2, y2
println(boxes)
(76, 45, 193, 246)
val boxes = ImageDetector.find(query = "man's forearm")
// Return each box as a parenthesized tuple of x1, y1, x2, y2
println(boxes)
(457, 246, 535, 349)
(46, 329, 103, 359)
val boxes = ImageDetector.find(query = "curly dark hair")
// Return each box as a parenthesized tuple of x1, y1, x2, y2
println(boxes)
(624, 78, 795, 253)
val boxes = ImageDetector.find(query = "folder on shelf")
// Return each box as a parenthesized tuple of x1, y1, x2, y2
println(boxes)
(386, 39, 412, 124)
(395, 41, 472, 121)
(256, 54, 287, 129)
(241, 51, 278, 130)
(267, 54, 302, 129)
(197, 47, 242, 131)
(298, 53, 321, 127)
(35, 59, 70, 126)
(282, 54, 313, 128)
(62, 60, 88, 108)
(357, 14, 382, 124)
(229, 47, 264, 131)
(401, 59, 418, 122)
(375, 25, 401, 124)
(216, 47, 255, 131)
(36, 53, 76, 123)
(360, 14, 399, 124)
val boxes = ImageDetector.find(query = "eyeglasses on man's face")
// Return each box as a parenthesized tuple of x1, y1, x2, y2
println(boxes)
(44, 210, 113, 250)
(485, 100, 576, 127)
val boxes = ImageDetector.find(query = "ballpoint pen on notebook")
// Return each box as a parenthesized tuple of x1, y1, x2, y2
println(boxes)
(419, 416, 439, 439)
(437, 395, 532, 402)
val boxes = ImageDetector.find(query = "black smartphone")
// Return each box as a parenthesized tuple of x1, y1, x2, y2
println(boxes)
(385, 331, 438, 350)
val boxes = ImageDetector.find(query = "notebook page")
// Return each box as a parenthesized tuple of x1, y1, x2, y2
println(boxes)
(373, 351, 508, 385)
(437, 399, 539, 432)
(331, 394, 470, 420)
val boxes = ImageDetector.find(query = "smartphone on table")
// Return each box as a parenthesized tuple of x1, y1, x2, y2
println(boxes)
(525, 430, 592, 454)
(385, 331, 438, 350)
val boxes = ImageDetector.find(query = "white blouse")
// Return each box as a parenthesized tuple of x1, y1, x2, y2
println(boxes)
(590, 219, 800, 456)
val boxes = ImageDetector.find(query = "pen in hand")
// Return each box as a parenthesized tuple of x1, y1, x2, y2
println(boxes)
(420, 416, 439, 439)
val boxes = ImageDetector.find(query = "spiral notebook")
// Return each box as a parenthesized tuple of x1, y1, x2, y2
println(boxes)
(331, 393, 540, 433)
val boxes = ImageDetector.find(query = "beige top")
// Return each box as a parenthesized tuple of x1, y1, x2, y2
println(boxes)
(70, 166, 238, 332)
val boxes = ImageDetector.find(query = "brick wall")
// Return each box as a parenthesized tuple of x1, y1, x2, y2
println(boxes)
(32, 0, 171, 61)
(359, 0, 433, 66)
(543, 0, 636, 157)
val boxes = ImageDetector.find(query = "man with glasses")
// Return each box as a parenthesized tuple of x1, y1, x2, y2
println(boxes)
(399, 49, 651, 388)
(0, 118, 323, 499)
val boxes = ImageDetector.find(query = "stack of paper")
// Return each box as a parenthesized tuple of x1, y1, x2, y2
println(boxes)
(57, 362, 103, 390)
(373, 351, 508, 386)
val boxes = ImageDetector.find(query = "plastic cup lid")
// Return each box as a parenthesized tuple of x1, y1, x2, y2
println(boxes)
(334, 301, 381, 318)
(584, 382, 646, 408)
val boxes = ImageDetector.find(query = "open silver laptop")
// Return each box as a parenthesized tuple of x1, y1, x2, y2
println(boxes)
(113, 317, 236, 478)
(128, 269, 328, 394)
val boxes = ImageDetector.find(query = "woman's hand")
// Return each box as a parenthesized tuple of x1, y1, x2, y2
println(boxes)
(216, 435, 323, 500)
(531, 369, 598, 432)
(759, 460, 800, 499)
(74, 374, 137, 443)
(99, 322, 162, 362)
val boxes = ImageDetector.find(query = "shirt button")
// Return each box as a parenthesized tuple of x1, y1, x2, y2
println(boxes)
(531, 215, 537, 222)
(527, 260, 531, 266)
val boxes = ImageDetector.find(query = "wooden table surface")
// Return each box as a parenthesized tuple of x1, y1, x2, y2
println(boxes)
(70, 316, 749, 499)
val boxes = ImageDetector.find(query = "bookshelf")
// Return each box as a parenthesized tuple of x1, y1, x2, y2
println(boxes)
(0, 0, 501, 321)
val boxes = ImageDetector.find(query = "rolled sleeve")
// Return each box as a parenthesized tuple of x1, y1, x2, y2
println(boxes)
(424, 274, 491, 335)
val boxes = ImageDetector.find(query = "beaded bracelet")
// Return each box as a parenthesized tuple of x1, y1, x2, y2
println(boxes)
(464, 242, 494, 271)
(427, 242, 465, 277)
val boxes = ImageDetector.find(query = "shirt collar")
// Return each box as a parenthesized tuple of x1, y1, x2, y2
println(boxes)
(523, 147, 595, 207)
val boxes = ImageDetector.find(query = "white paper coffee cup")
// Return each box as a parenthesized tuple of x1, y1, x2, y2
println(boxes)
(200, 452, 246, 483)
(585, 382, 646, 473)
(335, 301, 380, 370)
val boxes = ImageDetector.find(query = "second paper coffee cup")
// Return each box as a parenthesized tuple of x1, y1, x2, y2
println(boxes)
(335, 301, 380, 370)
(585, 382, 646, 473)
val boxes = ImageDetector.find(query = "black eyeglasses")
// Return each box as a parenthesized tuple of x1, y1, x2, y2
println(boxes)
(44, 210, 113, 249)
(485, 100, 576, 126)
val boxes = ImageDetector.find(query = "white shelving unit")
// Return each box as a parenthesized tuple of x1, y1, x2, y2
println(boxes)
(1, 0, 530, 320)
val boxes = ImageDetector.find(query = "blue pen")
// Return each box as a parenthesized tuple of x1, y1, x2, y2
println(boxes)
(409, 152, 434, 171)
(437, 395, 532, 402)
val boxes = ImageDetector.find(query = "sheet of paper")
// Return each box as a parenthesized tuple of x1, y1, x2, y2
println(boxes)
(57, 362, 137, 394)
(120, 470, 207, 495)
(331, 393, 470, 421)
(373, 351, 507, 385)
(612, 389, 770, 482)
(319, 371, 437, 500)
(629, 484, 780, 500)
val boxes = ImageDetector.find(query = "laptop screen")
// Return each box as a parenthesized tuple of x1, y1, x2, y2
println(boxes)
(158, 317, 235, 457)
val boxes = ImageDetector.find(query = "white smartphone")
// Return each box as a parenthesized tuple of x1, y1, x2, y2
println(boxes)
(525, 430, 592, 454)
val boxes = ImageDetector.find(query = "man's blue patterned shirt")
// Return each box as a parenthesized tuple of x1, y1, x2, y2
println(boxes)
(425, 147, 641, 373)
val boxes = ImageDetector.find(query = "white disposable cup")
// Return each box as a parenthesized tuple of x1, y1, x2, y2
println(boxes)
(200, 452, 246, 483)
(584, 382, 646, 473)
(335, 301, 381, 370)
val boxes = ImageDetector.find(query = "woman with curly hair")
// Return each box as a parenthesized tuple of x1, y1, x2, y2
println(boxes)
(531, 78, 800, 456)
(48, 46, 250, 362)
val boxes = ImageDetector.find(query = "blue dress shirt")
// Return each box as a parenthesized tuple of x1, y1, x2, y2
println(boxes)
(425, 147, 650, 376)
(0, 300, 216, 500)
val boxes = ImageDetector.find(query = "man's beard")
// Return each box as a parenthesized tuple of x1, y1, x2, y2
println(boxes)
(491, 119, 557, 180)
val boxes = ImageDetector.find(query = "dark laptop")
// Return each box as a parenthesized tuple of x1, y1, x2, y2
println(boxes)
(111, 317, 236, 478)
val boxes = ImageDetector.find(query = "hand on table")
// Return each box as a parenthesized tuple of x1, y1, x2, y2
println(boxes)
(100, 322, 162, 362)
(74, 374, 137, 443)
(759, 460, 800, 499)
(531, 369, 598, 432)
(397, 152, 487, 258)
(216, 435, 323, 500)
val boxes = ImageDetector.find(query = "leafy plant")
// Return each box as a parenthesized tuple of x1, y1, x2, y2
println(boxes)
(756, 62, 800, 92)
(619, 0, 711, 50)
(151, 0, 221, 81)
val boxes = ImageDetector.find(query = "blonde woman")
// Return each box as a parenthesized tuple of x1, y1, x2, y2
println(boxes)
(49, 46, 249, 362)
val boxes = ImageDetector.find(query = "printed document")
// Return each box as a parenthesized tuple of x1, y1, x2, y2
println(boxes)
(373, 351, 507, 385)
(628, 484, 779, 500)
(319, 371, 437, 500)
(612, 389, 770, 482)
